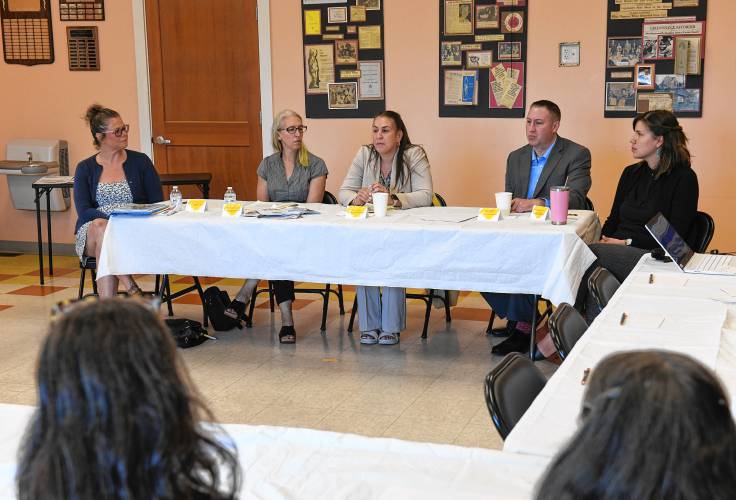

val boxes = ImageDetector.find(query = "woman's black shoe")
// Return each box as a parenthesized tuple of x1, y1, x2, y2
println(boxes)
(279, 325, 296, 344)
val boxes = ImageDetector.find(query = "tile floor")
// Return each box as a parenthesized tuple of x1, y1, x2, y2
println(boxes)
(0, 252, 557, 450)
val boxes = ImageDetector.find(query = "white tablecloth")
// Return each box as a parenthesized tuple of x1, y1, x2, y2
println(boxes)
(503, 255, 736, 458)
(0, 403, 550, 499)
(98, 204, 599, 306)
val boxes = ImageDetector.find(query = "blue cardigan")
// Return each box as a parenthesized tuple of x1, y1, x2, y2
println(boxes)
(73, 150, 164, 234)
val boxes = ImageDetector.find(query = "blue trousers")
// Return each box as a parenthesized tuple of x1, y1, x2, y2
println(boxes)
(481, 292, 535, 323)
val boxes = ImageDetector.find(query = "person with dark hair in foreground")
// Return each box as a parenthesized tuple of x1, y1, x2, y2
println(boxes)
(536, 350, 736, 500)
(16, 298, 241, 500)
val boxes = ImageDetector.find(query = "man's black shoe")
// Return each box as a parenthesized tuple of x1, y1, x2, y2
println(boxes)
(487, 320, 517, 338)
(491, 328, 531, 355)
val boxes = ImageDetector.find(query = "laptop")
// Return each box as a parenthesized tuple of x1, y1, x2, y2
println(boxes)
(645, 213, 736, 275)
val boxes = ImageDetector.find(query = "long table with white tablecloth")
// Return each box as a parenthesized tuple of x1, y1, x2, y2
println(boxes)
(0, 403, 550, 500)
(98, 203, 599, 306)
(504, 255, 736, 458)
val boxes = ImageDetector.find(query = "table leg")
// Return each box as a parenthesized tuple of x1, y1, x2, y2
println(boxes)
(34, 187, 44, 285)
(529, 294, 539, 361)
(46, 190, 53, 276)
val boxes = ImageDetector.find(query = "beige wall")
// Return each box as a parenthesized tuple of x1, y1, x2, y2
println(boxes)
(0, 1, 139, 245)
(0, 1, 733, 249)
(271, 1, 734, 250)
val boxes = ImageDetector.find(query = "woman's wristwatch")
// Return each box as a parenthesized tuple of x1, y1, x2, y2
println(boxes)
(625, 238, 633, 246)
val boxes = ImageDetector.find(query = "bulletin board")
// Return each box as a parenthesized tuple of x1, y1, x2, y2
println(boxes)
(438, 0, 528, 118)
(301, 0, 386, 119)
(604, 0, 707, 118)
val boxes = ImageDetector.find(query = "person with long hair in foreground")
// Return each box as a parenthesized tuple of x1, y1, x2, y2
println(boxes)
(536, 350, 736, 500)
(17, 298, 241, 500)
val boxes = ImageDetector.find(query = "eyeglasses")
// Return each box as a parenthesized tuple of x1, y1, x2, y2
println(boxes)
(51, 293, 161, 319)
(278, 125, 308, 135)
(102, 124, 130, 137)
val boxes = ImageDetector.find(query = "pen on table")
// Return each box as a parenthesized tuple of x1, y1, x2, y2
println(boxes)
(619, 312, 627, 326)
(581, 368, 591, 385)
(648, 273, 654, 284)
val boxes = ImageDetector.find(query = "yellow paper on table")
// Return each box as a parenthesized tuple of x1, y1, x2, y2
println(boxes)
(186, 199, 207, 213)
(345, 205, 368, 219)
(477, 207, 501, 221)
(222, 202, 243, 218)
(529, 206, 549, 221)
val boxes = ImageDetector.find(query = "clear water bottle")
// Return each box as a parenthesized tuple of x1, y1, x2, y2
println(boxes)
(169, 185, 182, 209)
(224, 186, 237, 203)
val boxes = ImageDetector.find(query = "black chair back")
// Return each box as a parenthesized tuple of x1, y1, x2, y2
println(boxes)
(588, 267, 620, 313)
(323, 191, 338, 205)
(484, 353, 547, 439)
(692, 210, 714, 253)
(548, 303, 588, 360)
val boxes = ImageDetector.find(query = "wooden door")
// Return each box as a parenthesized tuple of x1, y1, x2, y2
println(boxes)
(145, 0, 262, 199)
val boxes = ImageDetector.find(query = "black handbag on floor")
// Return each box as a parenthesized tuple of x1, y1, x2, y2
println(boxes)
(165, 318, 211, 348)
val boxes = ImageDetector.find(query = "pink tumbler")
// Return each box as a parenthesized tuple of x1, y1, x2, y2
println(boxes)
(550, 186, 570, 225)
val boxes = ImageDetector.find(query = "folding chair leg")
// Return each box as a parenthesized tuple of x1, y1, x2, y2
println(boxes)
(421, 293, 432, 339)
(268, 281, 275, 312)
(337, 285, 345, 315)
(444, 290, 452, 322)
(347, 295, 358, 333)
(78, 267, 86, 299)
(192, 276, 208, 327)
(320, 284, 330, 331)
(165, 277, 174, 316)
(529, 294, 540, 361)
(91, 270, 98, 295)
(486, 310, 496, 334)
(154, 274, 161, 295)
(248, 297, 256, 327)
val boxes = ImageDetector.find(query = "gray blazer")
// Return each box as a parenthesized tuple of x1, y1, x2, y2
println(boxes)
(505, 135, 592, 210)
(339, 145, 433, 209)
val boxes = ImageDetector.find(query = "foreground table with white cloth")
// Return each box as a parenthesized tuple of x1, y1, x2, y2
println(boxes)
(98, 203, 598, 307)
(0, 403, 550, 499)
(504, 255, 736, 458)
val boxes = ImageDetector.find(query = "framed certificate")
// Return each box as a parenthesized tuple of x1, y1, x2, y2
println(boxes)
(559, 42, 580, 67)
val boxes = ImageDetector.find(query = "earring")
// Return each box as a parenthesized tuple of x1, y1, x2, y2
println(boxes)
(656, 147, 662, 159)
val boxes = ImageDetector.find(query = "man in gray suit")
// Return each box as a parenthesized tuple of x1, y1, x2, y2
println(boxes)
(487, 100, 592, 356)
(506, 100, 591, 212)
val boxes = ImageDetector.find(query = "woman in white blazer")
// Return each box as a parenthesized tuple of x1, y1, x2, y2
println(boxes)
(339, 111, 433, 345)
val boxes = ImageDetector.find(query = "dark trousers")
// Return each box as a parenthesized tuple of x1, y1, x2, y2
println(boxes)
(481, 292, 535, 323)
(574, 243, 649, 322)
(272, 280, 295, 304)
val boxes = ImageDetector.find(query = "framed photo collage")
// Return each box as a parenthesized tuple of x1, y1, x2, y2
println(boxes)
(301, 0, 386, 118)
(604, 0, 707, 118)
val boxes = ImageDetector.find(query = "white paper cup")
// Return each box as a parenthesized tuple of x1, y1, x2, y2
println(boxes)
(495, 192, 512, 217)
(372, 192, 389, 218)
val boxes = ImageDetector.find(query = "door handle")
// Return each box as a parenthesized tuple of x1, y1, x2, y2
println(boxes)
(153, 135, 172, 145)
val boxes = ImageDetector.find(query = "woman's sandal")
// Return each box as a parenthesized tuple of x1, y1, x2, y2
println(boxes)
(224, 300, 246, 319)
(378, 332, 399, 345)
(126, 283, 143, 297)
(279, 325, 296, 344)
(360, 330, 379, 345)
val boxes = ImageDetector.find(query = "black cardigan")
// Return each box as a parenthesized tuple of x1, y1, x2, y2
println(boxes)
(601, 162, 699, 250)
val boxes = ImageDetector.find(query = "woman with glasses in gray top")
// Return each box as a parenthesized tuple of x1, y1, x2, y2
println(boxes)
(224, 109, 327, 344)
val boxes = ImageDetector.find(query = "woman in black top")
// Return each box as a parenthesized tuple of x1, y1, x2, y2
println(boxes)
(579, 110, 698, 320)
